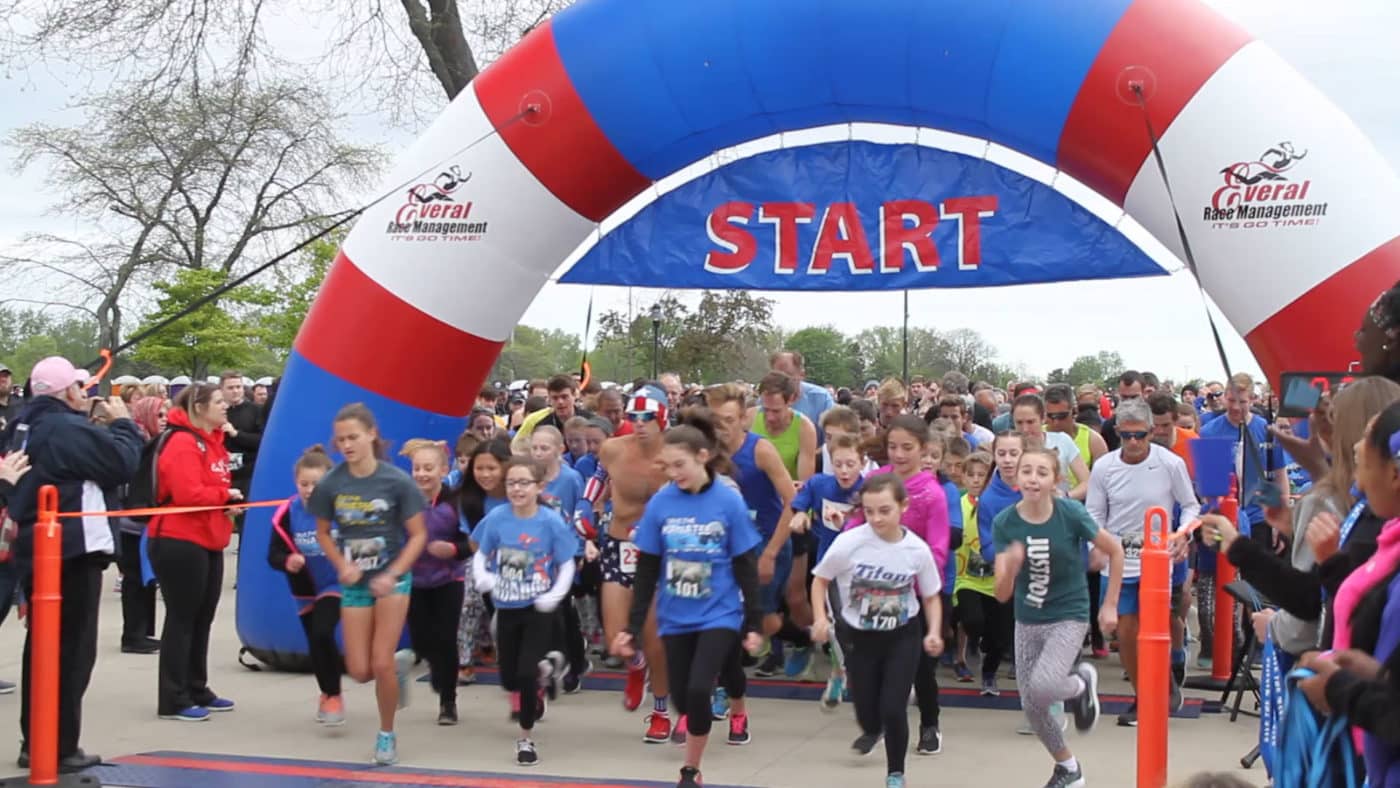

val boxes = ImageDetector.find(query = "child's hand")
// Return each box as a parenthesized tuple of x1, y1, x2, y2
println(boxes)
(743, 632, 763, 654)
(789, 512, 811, 534)
(923, 632, 944, 657)
(811, 619, 830, 645)
(338, 565, 363, 586)
(285, 553, 306, 573)
(369, 572, 396, 598)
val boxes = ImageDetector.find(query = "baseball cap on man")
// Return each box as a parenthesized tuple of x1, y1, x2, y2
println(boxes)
(30, 357, 90, 397)
(626, 385, 669, 424)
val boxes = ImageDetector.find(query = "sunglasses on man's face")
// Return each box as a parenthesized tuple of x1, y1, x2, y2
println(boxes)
(1206, 392, 1222, 400)
(1046, 411, 1073, 421)
(1119, 431, 1150, 442)
(626, 411, 658, 423)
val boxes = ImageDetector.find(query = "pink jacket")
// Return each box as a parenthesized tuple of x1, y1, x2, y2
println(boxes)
(846, 468, 949, 574)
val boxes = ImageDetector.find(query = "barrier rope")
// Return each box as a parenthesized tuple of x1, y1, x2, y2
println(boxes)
(55, 500, 283, 519)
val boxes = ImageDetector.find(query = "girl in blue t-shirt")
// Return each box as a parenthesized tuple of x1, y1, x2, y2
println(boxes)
(614, 419, 763, 788)
(267, 445, 342, 726)
(471, 457, 577, 768)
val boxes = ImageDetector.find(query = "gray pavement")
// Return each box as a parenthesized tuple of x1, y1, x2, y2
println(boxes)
(0, 554, 1266, 787)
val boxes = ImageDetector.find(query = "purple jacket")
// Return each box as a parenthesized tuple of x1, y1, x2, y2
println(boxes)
(411, 494, 468, 588)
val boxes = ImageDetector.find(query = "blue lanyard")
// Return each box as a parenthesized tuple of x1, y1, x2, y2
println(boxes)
(1338, 495, 1368, 548)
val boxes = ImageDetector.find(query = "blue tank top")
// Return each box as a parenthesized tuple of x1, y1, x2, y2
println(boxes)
(733, 432, 782, 539)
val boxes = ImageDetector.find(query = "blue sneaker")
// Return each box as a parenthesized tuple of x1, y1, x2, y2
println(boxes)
(821, 673, 845, 712)
(159, 706, 209, 722)
(711, 686, 730, 720)
(784, 646, 813, 678)
(886, 773, 906, 787)
(373, 731, 398, 765)
(204, 697, 235, 712)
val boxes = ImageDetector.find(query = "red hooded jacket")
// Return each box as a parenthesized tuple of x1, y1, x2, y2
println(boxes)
(146, 408, 235, 550)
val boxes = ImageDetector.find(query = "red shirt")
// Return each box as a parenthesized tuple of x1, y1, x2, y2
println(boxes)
(147, 408, 235, 550)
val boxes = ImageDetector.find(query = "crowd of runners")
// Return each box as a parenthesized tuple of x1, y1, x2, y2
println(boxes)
(237, 356, 1285, 788)
(0, 350, 1304, 788)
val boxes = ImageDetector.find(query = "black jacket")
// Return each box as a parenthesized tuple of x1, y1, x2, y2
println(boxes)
(3, 396, 143, 568)
(225, 400, 264, 489)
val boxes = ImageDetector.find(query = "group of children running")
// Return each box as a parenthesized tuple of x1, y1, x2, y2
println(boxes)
(264, 382, 1126, 788)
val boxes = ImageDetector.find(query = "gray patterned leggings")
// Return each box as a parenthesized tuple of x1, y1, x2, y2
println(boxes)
(458, 558, 493, 666)
(1015, 620, 1088, 756)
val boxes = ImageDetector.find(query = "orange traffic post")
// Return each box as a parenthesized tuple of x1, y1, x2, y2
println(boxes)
(1211, 480, 1240, 684)
(1137, 506, 1171, 788)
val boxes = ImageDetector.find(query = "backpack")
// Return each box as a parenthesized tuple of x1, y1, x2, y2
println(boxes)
(127, 425, 205, 523)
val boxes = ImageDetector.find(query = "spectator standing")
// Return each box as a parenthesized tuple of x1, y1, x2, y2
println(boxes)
(220, 371, 263, 500)
(4, 356, 142, 772)
(770, 352, 835, 435)
(0, 363, 20, 449)
(119, 396, 169, 654)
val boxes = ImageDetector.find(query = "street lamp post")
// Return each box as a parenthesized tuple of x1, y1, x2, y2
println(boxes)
(649, 303, 662, 380)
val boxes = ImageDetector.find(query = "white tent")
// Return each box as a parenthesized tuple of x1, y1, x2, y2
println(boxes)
(141, 375, 169, 386)
(170, 375, 192, 386)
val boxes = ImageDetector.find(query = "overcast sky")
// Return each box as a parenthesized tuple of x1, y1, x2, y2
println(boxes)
(2, 0, 1396, 383)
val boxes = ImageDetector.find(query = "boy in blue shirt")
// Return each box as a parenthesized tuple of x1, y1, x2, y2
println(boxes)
(789, 433, 865, 707)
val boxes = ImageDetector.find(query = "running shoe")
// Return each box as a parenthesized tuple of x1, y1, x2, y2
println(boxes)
(393, 649, 414, 710)
(1065, 662, 1100, 733)
(821, 673, 845, 712)
(438, 698, 458, 726)
(457, 666, 476, 685)
(728, 713, 751, 745)
(784, 646, 813, 678)
(915, 724, 942, 755)
(886, 774, 906, 788)
(542, 651, 566, 701)
(373, 731, 398, 766)
(672, 714, 688, 745)
(711, 686, 730, 720)
(644, 712, 673, 743)
(1091, 646, 1109, 660)
(851, 732, 881, 756)
(204, 697, 235, 712)
(1042, 763, 1085, 788)
(516, 738, 538, 767)
(677, 766, 702, 788)
(754, 651, 783, 678)
(980, 676, 1000, 697)
(159, 706, 209, 722)
(1196, 654, 1213, 670)
(623, 667, 647, 712)
(563, 659, 591, 695)
(316, 694, 345, 727)
(954, 662, 974, 683)
(1117, 702, 1137, 727)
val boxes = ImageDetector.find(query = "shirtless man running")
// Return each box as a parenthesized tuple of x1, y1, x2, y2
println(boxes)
(586, 385, 674, 743)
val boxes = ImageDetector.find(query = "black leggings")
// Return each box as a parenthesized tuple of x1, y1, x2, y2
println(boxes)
(495, 607, 553, 731)
(149, 537, 223, 716)
(298, 596, 343, 696)
(118, 531, 157, 646)
(914, 610, 941, 730)
(717, 637, 748, 699)
(408, 581, 465, 700)
(663, 629, 741, 738)
(553, 596, 587, 675)
(1086, 571, 1104, 649)
(955, 589, 1012, 680)
(847, 621, 921, 776)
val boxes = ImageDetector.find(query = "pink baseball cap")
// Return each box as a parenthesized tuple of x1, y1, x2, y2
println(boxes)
(30, 357, 90, 397)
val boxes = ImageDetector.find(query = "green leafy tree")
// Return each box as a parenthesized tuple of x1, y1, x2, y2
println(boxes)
(490, 326, 582, 383)
(0, 307, 100, 381)
(785, 326, 851, 387)
(131, 269, 273, 379)
(1066, 351, 1127, 388)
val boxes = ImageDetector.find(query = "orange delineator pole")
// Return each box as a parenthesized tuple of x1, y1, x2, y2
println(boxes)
(1137, 506, 1171, 788)
(1211, 480, 1240, 683)
(30, 485, 61, 786)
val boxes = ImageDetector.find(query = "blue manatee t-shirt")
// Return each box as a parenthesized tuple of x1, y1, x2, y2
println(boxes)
(633, 479, 763, 636)
(541, 465, 589, 555)
(791, 473, 862, 565)
(473, 505, 577, 609)
(307, 461, 425, 579)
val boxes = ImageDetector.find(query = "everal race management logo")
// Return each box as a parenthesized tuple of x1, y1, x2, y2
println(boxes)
(384, 165, 490, 242)
(1202, 142, 1329, 230)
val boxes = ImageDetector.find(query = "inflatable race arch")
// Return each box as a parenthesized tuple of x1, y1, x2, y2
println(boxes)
(238, 0, 1400, 667)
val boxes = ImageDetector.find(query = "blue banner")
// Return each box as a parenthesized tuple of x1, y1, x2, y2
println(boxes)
(560, 141, 1168, 291)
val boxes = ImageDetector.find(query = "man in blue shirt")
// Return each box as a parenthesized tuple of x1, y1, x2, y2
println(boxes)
(770, 351, 834, 443)
(1197, 372, 1286, 541)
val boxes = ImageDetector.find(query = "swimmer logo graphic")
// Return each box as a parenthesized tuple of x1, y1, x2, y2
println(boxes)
(386, 165, 490, 242)
(850, 563, 914, 631)
(1203, 142, 1330, 229)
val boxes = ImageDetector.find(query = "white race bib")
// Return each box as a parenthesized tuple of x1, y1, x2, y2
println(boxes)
(619, 540, 639, 575)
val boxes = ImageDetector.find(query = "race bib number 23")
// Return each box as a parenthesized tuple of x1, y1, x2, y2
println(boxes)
(619, 540, 639, 575)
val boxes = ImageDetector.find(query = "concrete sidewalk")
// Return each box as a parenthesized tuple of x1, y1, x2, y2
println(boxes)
(0, 557, 1266, 787)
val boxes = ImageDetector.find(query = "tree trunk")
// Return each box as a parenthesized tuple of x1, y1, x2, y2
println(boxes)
(402, 0, 479, 99)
